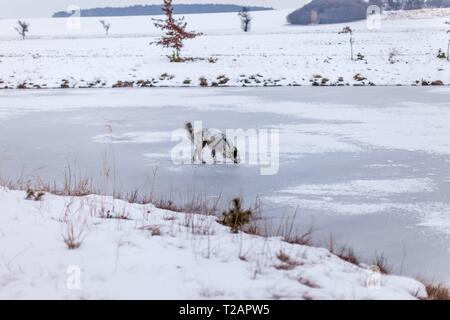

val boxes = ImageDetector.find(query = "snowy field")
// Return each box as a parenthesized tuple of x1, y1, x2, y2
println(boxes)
(0, 9, 449, 89)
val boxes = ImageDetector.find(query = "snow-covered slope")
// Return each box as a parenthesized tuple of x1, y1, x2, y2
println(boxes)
(0, 187, 426, 299)
(0, 9, 449, 88)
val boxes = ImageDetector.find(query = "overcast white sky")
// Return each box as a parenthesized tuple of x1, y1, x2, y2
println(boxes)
(0, 1, 304, 19)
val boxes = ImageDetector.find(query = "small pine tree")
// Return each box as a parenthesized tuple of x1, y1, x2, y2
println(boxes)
(339, 26, 354, 61)
(152, 0, 202, 62)
(238, 7, 252, 32)
(15, 20, 30, 40)
(99, 20, 111, 36)
(222, 198, 252, 233)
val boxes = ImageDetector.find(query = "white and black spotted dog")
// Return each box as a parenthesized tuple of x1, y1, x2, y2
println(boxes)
(185, 122, 240, 164)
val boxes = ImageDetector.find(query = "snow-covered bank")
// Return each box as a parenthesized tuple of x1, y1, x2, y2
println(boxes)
(0, 186, 426, 299)
(0, 9, 449, 89)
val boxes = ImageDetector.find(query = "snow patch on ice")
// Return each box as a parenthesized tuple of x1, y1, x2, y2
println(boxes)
(267, 179, 450, 236)
(428, 88, 450, 95)
(93, 131, 171, 144)
(279, 128, 362, 154)
(207, 100, 450, 155)
(143, 152, 169, 159)
(279, 178, 435, 198)
(267, 196, 397, 215)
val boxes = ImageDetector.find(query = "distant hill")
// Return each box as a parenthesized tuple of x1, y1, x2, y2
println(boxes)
(287, 0, 369, 25)
(53, 4, 273, 18)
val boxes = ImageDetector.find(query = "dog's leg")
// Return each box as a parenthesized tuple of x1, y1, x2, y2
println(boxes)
(201, 141, 207, 164)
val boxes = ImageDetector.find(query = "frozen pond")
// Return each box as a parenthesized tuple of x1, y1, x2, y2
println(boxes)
(1, 86, 450, 284)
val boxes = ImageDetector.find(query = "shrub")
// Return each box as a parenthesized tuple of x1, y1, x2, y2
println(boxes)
(99, 20, 111, 36)
(356, 52, 365, 61)
(353, 73, 366, 81)
(275, 251, 300, 270)
(207, 57, 218, 63)
(337, 246, 360, 265)
(25, 189, 45, 201)
(388, 48, 400, 64)
(238, 7, 253, 32)
(222, 198, 252, 233)
(372, 253, 392, 274)
(15, 20, 30, 39)
(199, 77, 208, 87)
(217, 76, 230, 85)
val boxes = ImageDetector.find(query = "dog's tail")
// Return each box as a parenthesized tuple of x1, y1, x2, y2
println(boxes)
(185, 122, 194, 142)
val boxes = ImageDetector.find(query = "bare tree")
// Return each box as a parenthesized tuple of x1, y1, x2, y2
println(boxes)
(99, 20, 111, 36)
(15, 20, 30, 40)
(339, 26, 354, 61)
(152, 0, 202, 62)
(238, 7, 252, 32)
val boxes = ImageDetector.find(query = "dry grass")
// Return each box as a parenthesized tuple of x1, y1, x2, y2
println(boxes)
(336, 246, 360, 266)
(298, 276, 320, 289)
(284, 228, 313, 246)
(1, 162, 94, 198)
(102, 210, 131, 220)
(327, 237, 360, 266)
(62, 166, 92, 196)
(60, 199, 89, 250)
(273, 210, 313, 246)
(422, 280, 450, 300)
(241, 203, 313, 245)
(182, 213, 215, 236)
(372, 253, 392, 275)
(139, 225, 162, 236)
(62, 221, 86, 250)
(132, 188, 222, 218)
(275, 250, 301, 271)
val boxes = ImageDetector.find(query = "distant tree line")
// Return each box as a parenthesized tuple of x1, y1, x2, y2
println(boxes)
(287, 0, 372, 25)
(287, 0, 450, 25)
(385, 0, 450, 10)
(53, 4, 272, 18)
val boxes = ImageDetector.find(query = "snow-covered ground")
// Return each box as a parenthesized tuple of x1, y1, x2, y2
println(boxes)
(0, 9, 449, 89)
(0, 186, 426, 299)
